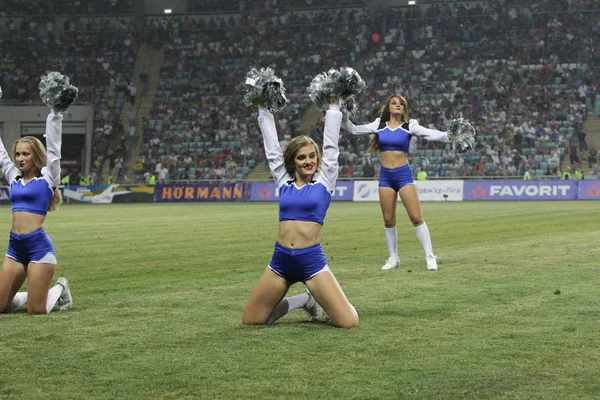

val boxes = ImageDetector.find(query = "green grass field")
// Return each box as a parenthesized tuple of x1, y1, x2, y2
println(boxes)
(0, 201, 598, 400)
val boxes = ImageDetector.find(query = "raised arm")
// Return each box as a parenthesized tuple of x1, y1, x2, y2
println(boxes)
(409, 119, 451, 143)
(0, 134, 19, 183)
(257, 107, 291, 187)
(342, 116, 380, 136)
(318, 105, 343, 192)
(43, 111, 63, 187)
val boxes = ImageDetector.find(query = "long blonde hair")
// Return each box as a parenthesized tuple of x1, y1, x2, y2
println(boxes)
(367, 94, 409, 154)
(283, 135, 321, 178)
(12, 136, 62, 211)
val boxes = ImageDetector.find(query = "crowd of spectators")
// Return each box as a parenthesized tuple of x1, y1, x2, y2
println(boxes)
(0, 0, 134, 16)
(1, 0, 599, 183)
(188, 0, 366, 15)
(136, 4, 375, 182)
(1, 0, 138, 182)
(135, 0, 599, 182)
(341, 0, 599, 179)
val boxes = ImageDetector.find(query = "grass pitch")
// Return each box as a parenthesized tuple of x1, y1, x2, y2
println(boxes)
(0, 201, 598, 399)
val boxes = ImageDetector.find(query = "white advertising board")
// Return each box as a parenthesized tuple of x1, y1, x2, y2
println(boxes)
(353, 180, 464, 202)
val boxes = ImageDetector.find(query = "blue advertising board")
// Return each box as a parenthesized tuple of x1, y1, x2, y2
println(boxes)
(463, 180, 578, 201)
(248, 181, 354, 201)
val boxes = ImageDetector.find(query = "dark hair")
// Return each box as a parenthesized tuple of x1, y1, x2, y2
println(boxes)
(367, 95, 409, 154)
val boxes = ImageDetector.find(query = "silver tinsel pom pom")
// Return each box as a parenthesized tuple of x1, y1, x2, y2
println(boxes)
(0, 86, 3, 100)
(241, 67, 288, 113)
(307, 69, 337, 112)
(39, 71, 79, 112)
(334, 67, 366, 100)
(307, 67, 366, 117)
(447, 118, 476, 153)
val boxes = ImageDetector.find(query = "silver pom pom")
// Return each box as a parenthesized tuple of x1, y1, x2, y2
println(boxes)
(39, 71, 79, 112)
(0, 86, 3, 100)
(307, 68, 337, 112)
(241, 67, 289, 113)
(447, 118, 476, 153)
(307, 67, 366, 117)
(334, 67, 366, 100)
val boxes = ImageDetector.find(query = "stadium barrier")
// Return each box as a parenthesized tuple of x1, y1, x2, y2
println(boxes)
(4, 180, 592, 205)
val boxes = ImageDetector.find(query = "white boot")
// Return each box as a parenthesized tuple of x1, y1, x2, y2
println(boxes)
(381, 256, 400, 270)
(304, 290, 323, 321)
(426, 254, 439, 271)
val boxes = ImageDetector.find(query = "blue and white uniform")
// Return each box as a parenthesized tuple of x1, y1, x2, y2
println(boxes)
(0, 112, 62, 265)
(257, 105, 342, 283)
(343, 117, 450, 190)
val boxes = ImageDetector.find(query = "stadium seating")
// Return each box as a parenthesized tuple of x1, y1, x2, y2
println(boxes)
(1, 0, 598, 182)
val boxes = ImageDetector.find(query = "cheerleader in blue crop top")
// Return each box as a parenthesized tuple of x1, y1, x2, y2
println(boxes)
(242, 102, 359, 329)
(0, 111, 72, 315)
(343, 94, 450, 272)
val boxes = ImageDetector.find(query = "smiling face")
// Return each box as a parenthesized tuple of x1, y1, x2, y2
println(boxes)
(294, 144, 318, 180)
(284, 135, 321, 182)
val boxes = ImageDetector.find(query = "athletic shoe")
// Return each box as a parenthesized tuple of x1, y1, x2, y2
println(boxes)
(381, 256, 400, 270)
(304, 290, 323, 322)
(55, 277, 73, 311)
(426, 254, 439, 271)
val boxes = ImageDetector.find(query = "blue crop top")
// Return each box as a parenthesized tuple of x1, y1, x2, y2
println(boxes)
(378, 122, 412, 152)
(10, 177, 54, 216)
(257, 106, 342, 225)
(278, 181, 331, 225)
(342, 117, 451, 151)
(0, 112, 63, 216)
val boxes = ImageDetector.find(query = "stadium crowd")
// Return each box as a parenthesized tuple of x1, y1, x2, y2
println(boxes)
(1, 0, 599, 184)
(134, 0, 599, 182)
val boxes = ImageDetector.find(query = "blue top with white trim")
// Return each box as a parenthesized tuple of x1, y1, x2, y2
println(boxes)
(0, 112, 63, 216)
(342, 117, 451, 152)
(257, 106, 342, 225)
(278, 181, 331, 225)
(378, 122, 411, 152)
(10, 177, 54, 216)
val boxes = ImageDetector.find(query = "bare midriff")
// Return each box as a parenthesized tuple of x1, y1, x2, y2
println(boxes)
(277, 220, 321, 249)
(381, 150, 409, 169)
(12, 212, 45, 235)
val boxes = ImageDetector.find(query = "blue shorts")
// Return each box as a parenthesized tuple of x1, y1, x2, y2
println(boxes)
(6, 228, 57, 266)
(379, 164, 415, 192)
(268, 242, 329, 284)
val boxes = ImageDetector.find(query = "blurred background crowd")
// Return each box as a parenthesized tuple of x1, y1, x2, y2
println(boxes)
(1, 0, 599, 184)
